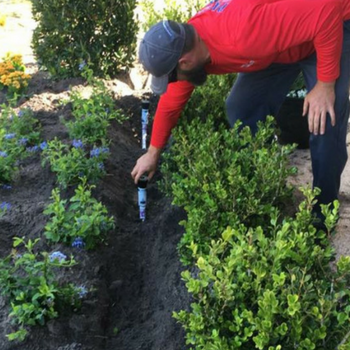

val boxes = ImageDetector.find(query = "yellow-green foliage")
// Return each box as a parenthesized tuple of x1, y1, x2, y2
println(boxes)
(139, 0, 207, 31)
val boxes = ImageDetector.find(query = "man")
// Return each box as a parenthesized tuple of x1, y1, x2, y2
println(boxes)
(131, 0, 350, 223)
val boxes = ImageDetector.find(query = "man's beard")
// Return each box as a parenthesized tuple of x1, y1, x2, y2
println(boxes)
(179, 64, 208, 86)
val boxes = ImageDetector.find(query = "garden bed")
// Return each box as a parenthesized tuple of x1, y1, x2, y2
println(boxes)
(2, 1, 350, 347)
(0, 67, 189, 350)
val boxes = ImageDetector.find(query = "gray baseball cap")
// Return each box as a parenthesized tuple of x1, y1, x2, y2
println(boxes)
(139, 20, 186, 95)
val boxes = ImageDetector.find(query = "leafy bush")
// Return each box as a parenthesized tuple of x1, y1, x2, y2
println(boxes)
(161, 116, 296, 263)
(62, 67, 128, 144)
(174, 189, 350, 350)
(0, 53, 31, 96)
(0, 106, 41, 185)
(42, 138, 109, 188)
(44, 178, 115, 249)
(183, 74, 237, 127)
(139, 0, 207, 31)
(0, 237, 78, 342)
(31, 0, 138, 78)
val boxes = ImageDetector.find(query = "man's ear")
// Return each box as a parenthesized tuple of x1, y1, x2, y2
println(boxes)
(178, 51, 194, 70)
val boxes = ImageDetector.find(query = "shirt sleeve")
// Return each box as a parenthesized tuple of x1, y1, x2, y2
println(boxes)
(238, 0, 344, 82)
(150, 80, 195, 148)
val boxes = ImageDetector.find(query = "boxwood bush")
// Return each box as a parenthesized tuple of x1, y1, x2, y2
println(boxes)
(31, 0, 138, 78)
(175, 190, 350, 350)
(161, 116, 297, 264)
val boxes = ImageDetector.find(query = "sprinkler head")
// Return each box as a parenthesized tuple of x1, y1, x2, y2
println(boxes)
(137, 174, 148, 189)
(141, 100, 150, 110)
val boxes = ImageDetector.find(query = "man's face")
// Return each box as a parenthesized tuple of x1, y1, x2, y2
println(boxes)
(178, 63, 208, 86)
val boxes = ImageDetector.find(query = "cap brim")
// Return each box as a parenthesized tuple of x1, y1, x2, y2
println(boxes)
(151, 75, 169, 95)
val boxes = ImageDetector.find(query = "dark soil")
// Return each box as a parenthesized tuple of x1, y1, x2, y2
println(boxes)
(0, 67, 190, 350)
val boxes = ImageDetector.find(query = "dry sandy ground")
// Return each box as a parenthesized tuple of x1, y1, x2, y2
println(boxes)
(0, 0, 349, 258)
(0, 0, 36, 64)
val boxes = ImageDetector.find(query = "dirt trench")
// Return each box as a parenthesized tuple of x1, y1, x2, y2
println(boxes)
(0, 70, 190, 350)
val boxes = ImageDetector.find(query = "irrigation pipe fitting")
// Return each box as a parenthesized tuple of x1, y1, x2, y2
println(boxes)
(137, 174, 148, 221)
(141, 99, 150, 150)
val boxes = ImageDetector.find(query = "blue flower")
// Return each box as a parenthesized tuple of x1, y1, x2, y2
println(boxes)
(17, 110, 24, 117)
(90, 148, 100, 157)
(75, 285, 88, 299)
(4, 133, 16, 140)
(90, 147, 109, 157)
(0, 202, 11, 211)
(49, 251, 67, 263)
(39, 141, 48, 150)
(0, 151, 8, 157)
(18, 138, 28, 146)
(98, 163, 105, 170)
(72, 139, 84, 149)
(79, 61, 86, 71)
(72, 237, 86, 249)
(26, 146, 39, 153)
(1, 185, 12, 190)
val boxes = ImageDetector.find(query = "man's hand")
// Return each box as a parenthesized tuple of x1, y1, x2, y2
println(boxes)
(131, 145, 162, 184)
(303, 80, 336, 135)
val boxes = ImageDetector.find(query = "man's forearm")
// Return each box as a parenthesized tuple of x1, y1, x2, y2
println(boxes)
(147, 144, 162, 159)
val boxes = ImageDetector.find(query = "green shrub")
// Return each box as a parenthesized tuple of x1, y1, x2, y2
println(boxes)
(183, 74, 237, 126)
(31, 0, 138, 78)
(174, 189, 350, 350)
(139, 0, 207, 31)
(161, 116, 296, 263)
(0, 237, 78, 341)
(44, 179, 115, 249)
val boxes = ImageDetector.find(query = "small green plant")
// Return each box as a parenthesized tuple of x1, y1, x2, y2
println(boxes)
(0, 201, 11, 217)
(174, 189, 350, 350)
(0, 237, 78, 341)
(61, 66, 128, 144)
(0, 106, 41, 185)
(44, 178, 115, 249)
(41, 138, 109, 188)
(0, 149, 17, 184)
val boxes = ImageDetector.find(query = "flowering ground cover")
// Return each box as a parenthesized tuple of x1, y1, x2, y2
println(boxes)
(0, 67, 189, 350)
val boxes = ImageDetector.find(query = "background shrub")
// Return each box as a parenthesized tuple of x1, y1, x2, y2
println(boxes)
(31, 0, 138, 78)
(139, 0, 206, 31)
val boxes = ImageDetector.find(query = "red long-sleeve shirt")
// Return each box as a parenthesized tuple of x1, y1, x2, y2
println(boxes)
(150, 0, 350, 149)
